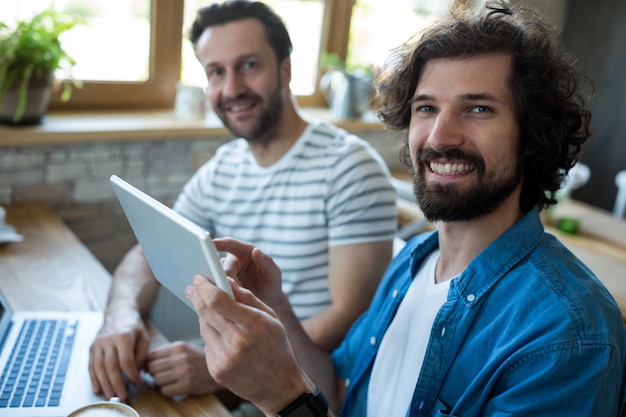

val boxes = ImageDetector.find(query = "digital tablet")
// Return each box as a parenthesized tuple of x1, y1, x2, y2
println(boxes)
(110, 175, 234, 310)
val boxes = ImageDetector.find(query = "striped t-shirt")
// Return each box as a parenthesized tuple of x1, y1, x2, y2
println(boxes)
(173, 121, 398, 319)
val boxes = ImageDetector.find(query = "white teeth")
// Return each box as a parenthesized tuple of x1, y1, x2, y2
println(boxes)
(429, 162, 474, 175)
(229, 103, 253, 112)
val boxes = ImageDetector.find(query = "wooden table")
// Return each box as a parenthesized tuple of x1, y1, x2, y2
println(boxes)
(0, 203, 232, 417)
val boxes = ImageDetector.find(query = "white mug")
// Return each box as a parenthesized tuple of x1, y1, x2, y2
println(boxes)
(174, 82, 206, 120)
(66, 397, 140, 417)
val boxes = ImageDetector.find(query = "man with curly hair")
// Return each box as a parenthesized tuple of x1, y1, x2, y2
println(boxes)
(185, 1, 626, 416)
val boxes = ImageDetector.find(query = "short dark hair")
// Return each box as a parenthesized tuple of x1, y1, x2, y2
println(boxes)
(376, 0, 593, 212)
(188, 0, 293, 64)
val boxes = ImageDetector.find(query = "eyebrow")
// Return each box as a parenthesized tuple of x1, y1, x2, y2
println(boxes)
(410, 92, 506, 104)
(204, 53, 259, 71)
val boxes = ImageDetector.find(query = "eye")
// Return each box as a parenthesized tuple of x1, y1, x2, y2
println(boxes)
(207, 67, 224, 79)
(471, 105, 492, 114)
(412, 104, 436, 116)
(242, 60, 257, 71)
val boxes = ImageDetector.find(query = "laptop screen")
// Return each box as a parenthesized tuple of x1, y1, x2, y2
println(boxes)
(0, 293, 11, 347)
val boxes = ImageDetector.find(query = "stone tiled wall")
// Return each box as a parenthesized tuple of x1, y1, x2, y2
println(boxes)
(0, 129, 405, 273)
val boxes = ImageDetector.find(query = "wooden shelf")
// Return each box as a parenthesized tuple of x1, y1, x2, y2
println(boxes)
(0, 108, 385, 146)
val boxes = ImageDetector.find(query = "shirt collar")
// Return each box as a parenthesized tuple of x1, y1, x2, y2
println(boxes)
(406, 208, 544, 305)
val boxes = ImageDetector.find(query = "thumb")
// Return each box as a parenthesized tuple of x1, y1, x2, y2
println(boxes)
(252, 248, 281, 279)
(230, 277, 278, 319)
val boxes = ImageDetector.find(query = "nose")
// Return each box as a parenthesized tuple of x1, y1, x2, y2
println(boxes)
(427, 111, 464, 152)
(222, 71, 246, 98)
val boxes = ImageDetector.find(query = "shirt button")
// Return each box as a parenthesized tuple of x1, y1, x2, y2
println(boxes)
(345, 378, 350, 387)
(441, 327, 446, 337)
(418, 400, 425, 409)
(370, 336, 377, 346)
(392, 289, 399, 298)
(467, 294, 476, 302)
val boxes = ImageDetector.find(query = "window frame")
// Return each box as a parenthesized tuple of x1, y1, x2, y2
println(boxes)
(49, 0, 354, 111)
(49, 0, 183, 111)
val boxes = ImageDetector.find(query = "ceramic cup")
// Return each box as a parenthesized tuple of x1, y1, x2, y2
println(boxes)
(174, 82, 206, 120)
(66, 397, 140, 417)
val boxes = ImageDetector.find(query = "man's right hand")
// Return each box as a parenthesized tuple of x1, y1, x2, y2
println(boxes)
(88, 310, 151, 401)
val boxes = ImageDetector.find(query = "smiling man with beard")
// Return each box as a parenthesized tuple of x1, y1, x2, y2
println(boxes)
(88, 0, 398, 407)
(201, 16, 285, 148)
(183, 1, 626, 416)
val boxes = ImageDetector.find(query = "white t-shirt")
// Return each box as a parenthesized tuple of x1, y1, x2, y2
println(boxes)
(173, 121, 398, 319)
(367, 249, 450, 417)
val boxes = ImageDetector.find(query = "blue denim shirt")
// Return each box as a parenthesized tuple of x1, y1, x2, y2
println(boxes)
(332, 209, 626, 416)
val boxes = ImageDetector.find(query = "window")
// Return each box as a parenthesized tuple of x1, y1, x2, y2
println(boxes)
(1, 0, 450, 111)
(180, 0, 325, 98)
(61, 2, 151, 83)
(1, 0, 182, 111)
(347, 0, 450, 72)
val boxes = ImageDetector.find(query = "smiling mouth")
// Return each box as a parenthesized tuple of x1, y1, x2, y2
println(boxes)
(226, 102, 255, 112)
(429, 161, 475, 175)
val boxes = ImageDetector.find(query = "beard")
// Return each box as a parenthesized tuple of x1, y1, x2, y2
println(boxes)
(412, 147, 523, 222)
(215, 79, 284, 145)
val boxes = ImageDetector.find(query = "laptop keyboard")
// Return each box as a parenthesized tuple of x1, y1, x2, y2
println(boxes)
(0, 318, 77, 408)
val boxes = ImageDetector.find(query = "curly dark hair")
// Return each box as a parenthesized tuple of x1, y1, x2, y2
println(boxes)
(375, 0, 593, 212)
(188, 0, 292, 64)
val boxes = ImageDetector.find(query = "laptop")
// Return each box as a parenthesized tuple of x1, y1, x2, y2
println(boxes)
(109, 175, 233, 312)
(0, 291, 104, 416)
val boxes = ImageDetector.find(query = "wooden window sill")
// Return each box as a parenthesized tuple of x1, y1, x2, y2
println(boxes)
(0, 108, 385, 146)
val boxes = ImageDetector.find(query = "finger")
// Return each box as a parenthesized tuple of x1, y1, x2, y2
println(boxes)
(146, 353, 168, 375)
(97, 344, 128, 401)
(251, 248, 281, 279)
(133, 333, 150, 385)
(186, 278, 244, 343)
(229, 280, 276, 318)
(117, 338, 143, 388)
(150, 364, 178, 388)
(190, 275, 245, 311)
(89, 343, 117, 399)
(194, 276, 277, 330)
(213, 237, 257, 260)
(158, 381, 184, 398)
(88, 343, 103, 395)
(146, 344, 170, 362)
(186, 275, 220, 312)
(220, 253, 242, 281)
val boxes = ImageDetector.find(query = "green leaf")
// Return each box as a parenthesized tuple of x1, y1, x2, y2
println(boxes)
(0, 9, 85, 122)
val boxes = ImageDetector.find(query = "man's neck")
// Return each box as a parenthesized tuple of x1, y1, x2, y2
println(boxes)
(248, 100, 308, 167)
(434, 194, 524, 284)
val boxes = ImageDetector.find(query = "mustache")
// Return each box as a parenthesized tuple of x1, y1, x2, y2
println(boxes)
(417, 148, 483, 166)
(218, 93, 261, 110)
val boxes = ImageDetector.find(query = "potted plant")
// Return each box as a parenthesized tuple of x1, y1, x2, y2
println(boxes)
(0, 9, 82, 125)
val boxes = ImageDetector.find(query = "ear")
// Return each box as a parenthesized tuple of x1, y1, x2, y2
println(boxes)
(280, 57, 292, 87)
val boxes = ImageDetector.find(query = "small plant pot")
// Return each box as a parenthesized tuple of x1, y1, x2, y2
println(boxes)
(0, 74, 53, 126)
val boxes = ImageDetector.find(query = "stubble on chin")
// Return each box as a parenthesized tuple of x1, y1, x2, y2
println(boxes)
(217, 89, 283, 145)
